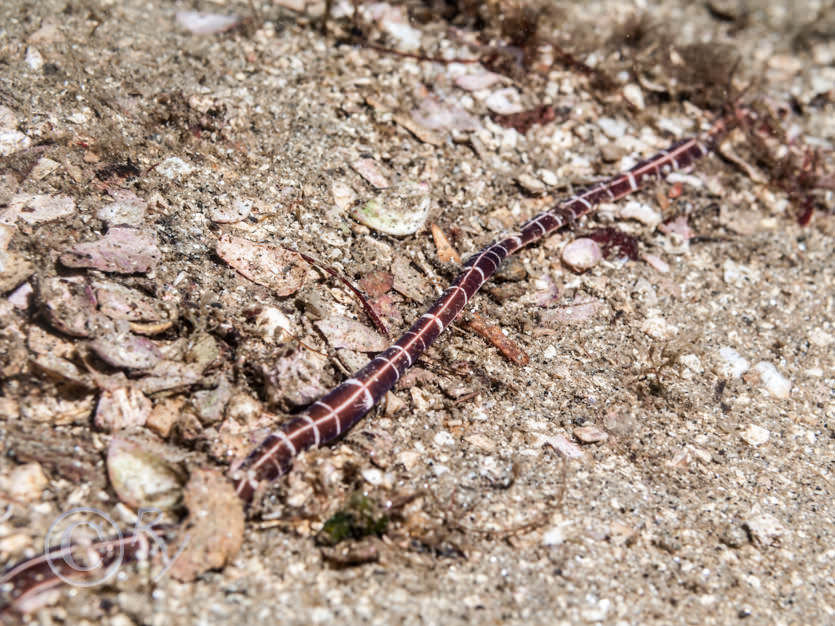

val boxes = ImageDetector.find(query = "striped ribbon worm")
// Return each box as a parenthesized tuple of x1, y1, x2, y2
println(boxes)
(229, 112, 739, 501)
(1, 112, 739, 614)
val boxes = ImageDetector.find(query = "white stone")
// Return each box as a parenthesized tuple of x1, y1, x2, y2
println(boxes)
(433, 430, 455, 447)
(597, 117, 628, 139)
(0, 129, 31, 157)
(561, 238, 602, 272)
(622, 83, 645, 110)
(718, 347, 750, 378)
(157, 157, 194, 178)
(25, 47, 43, 71)
(753, 361, 791, 399)
(619, 200, 661, 227)
(741, 424, 769, 446)
(745, 513, 785, 547)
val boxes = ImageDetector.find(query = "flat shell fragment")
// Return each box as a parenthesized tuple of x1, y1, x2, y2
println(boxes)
(316, 316, 388, 352)
(351, 158, 391, 189)
(350, 181, 430, 236)
(60, 227, 161, 274)
(95, 386, 152, 431)
(216, 234, 307, 295)
(39, 276, 105, 337)
(392, 113, 443, 146)
(209, 197, 252, 224)
(0, 129, 31, 156)
(485, 88, 524, 115)
(543, 434, 584, 459)
(93, 280, 169, 322)
(90, 332, 162, 370)
(573, 425, 609, 444)
(13, 194, 75, 224)
(107, 436, 186, 510)
(97, 190, 147, 226)
(176, 11, 240, 34)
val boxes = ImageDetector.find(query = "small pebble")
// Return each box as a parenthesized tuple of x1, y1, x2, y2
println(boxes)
(25, 47, 44, 71)
(485, 88, 524, 115)
(454, 71, 504, 92)
(641, 315, 678, 341)
(255, 307, 293, 343)
(619, 200, 661, 228)
(176, 11, 240, 35)
(740, 424, 769, 447)
(744, 513, 785, 547)
(361, 467, 384, 486)
(433, 430, 455, 448)
(331, 180, 356, 211)
(107, 436, 185, 510)
(8, 462, 49, 501)
(622, 83, 645, 110)
(561, 238, 602, 272)
(718, 347, 750, 378)
(753, 361, 791, 399)
(157, 157, 193, 178)
(517, 173, 545, 194)
(209, 198, 252, 224)
(597, 117, 628, 139)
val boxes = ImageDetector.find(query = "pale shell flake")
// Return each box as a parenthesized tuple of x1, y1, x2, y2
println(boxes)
(12, 194, 75, 224)
(740, 424, 770, 447)
(107, 436, 186, 510)
(718, 346, 750, 378)
(350, 181, 430, 236)
(485, 88, 525, 115)
(95, 386, 152, 431)
(753, 361, 792, 399)
(216, 234, 307, 296)
(176, 11, 240, 35)
(60, 227, 162, 274)
(315, 316, 388, 352)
